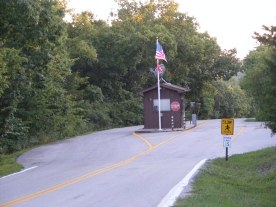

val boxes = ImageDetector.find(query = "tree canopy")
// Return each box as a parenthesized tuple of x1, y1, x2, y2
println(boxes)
(0, 0, 246, 154)
(242, 26, 276, 134)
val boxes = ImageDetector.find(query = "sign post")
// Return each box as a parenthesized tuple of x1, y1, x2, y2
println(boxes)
(223, 137, 231, 161)
(170, 101, 180, 131)
(221, 119, 234, 161)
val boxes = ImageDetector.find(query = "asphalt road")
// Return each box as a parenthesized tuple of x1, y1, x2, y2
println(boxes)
(0, 119, 275, 207)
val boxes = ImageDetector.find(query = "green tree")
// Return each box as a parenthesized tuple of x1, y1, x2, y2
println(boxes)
(77, 0, 242, 124)
(211, 49, 242, 80)
(242, 26, 276, 133)
(0, 0, 88, 153)
(201, 79, 252, 119)
(0, 48, 29, 153)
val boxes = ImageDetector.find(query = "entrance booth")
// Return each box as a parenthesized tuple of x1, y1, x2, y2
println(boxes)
(140, 83, 190, 129)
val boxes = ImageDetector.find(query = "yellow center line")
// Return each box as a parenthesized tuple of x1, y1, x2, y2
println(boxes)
(232, 127, 247, 142)
(134, 121, 208, 151)
(1, 151, 152, 207)
(1, 123, 207, 207)
(132, 132, 154, 150)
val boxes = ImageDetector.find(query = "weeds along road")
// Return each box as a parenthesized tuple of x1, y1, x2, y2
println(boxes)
(0, 119, 275, 207)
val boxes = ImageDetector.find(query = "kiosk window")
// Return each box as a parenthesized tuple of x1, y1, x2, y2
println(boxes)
(153, 99, 170, 111)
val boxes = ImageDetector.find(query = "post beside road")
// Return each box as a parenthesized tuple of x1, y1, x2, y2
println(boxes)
(223, 136, 231, 161)
(221, 118, 234, 161)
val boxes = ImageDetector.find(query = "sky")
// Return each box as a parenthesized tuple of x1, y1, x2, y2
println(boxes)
(67, 0, 276, 59)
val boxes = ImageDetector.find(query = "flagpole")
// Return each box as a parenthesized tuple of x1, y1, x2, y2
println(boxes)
(156, 38, 162, 131)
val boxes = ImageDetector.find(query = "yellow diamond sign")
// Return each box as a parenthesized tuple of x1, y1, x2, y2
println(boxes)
(221, 118, 234, 135)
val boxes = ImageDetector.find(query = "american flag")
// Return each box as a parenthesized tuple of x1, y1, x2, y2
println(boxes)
(155, 40, 167, 62)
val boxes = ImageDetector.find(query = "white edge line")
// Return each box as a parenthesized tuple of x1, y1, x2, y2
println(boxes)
(0, 166, 38, 180)
(157, 158, 207, 207)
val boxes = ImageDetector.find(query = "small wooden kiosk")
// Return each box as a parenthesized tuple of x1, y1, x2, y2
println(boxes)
(140, 83, 190, 129)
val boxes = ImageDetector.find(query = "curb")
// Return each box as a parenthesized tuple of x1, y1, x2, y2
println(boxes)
(134, 125, 196, 133)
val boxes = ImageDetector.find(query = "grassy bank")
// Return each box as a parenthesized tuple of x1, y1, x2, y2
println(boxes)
(175, 147, 276, 207)
(0, 149, 29, 177)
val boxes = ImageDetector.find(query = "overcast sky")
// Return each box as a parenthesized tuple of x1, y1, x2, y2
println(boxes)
(67, 0, 276, 59)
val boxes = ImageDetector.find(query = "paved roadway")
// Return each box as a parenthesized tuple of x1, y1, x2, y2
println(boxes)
(0, 119, 275, 207)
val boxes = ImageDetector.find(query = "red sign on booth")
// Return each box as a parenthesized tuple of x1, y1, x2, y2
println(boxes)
(171, 101, 180, 112)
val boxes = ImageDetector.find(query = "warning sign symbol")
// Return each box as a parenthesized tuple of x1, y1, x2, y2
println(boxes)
(221, 119, 234, 135)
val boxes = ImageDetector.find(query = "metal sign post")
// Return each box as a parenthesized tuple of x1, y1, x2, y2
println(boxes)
(223, 137, 231, 161)
(155, 38, 167, 131)
(171, 115, 174, 131)
(157, 63, 162, 131)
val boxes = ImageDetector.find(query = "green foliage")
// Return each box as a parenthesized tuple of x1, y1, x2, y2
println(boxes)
(0, 0, 247, 156)
(212, 49, 242, 80)
(0, 114, 29, 154)
(175, 147, 276, 207)
(109, 94, 143, 127)
(0, 0, 90, 153)
(201, 79, 253, 119)
(0, 48, 29, 153)
(242, 26, 276, 134)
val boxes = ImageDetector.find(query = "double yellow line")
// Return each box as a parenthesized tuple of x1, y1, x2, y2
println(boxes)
(0, 126, 198, 207)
